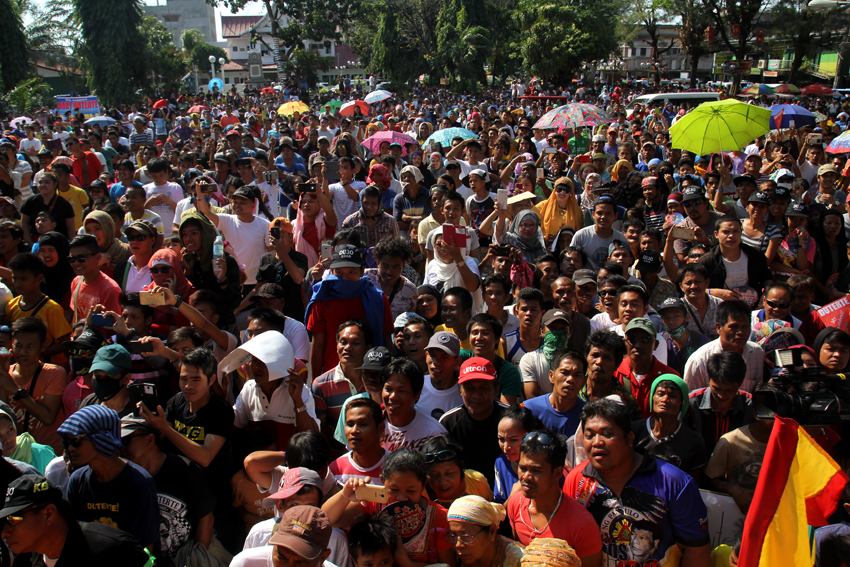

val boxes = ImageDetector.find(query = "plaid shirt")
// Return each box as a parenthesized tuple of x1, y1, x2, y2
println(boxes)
(342, 210, 399, 248)
(364, 270, 417, 320)
(683, 294, 722, 339)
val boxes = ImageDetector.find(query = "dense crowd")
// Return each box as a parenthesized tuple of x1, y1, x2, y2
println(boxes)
(0, 76, 848, 567)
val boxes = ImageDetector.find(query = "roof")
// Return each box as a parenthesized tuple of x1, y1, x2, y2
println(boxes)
(221, 15, 263, 38)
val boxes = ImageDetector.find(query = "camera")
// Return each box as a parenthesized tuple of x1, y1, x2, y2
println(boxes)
(753, 348, 850, 425)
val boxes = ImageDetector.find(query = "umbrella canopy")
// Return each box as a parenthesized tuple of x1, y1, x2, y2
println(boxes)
(323, 100, 343, 114)
(364, 89, 394, 104)
(424, 127, 479, 148)
(532, 103, 611, 130)
(741, 83, 774, 96)
(152, 99, 168, 109)
(826, 129, 850, 154)
(669, 99, 772, 154)
(10, 117, 32, 128)
(261, 87, 275, 94)
(84, 115, 117, 127)
(339, 100, 370, 116)
(813, 110, 828, 123)
(768, 104, 816, 130)
(802, 84, 836, 96)
(773, 84, 801, 95)
(362, 130, 418, 156)
(188, 105, 210, 113)
(278, 101, 310, 116)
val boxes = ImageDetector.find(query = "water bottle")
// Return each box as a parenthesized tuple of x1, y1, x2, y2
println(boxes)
(213, 236, 224, 261)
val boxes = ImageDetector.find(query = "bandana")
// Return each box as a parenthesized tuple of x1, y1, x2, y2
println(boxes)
(542, 330, 571, 369)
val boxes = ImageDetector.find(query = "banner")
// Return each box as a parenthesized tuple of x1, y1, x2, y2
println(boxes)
(699, 490, 746, 550)
(55, 96, 101, 118)
(817, 295, 850, 333)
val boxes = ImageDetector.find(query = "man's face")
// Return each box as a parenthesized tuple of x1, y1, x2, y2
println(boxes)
(709, 378, 740, 408)
(180, 224, 203, 253)
(537, 261, 558, 288)
(625, 225, 642, 246)
(122, 306, 149, 335)
(426, 349, 460, 384)
(337, 326, 368, 368)
(582, 415, 633, 474)
(179, 364, 211, 404)
(660, 308, 686, 333)
(272, 544, 325, 567)
(577, 281, 598, 307)
(625, 329, 656, 363)
(332, 267, 363, 282)
(744, 157, 762, 176)
(12, 332, 43, 366)
(717, 314, 751, 351)
(790, 285, 814, 316)
(764, 287, 793, 321)
(592, 204, 615, 229)
(517, 451, 558, 500)
(618, 291, 645, 324)
(123, 188, 145, 212)
(443, 199, 463, 224)
(401, 323, 429, 361)
(552, 279, 575, 311)
(469, 322, 497, 358)
(68, 245, 98, 276)
(550, 357, 586, 402)
(382, 374, 419, 420)
(715, 221, 741, 249)
(460, 379, 496, 417)
(516, 299, 542, 330)
(610, 247, 632, 269)
(586, 345, 617, 386)
(1, 503, 52, 554)
(684, 197, 707, 221)
(377, 255, 403, 288)
(344, 406, 382, 454)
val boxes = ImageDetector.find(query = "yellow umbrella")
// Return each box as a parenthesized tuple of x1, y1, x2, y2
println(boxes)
(669, 99, 771, 155)
(278, 101, 310, 116)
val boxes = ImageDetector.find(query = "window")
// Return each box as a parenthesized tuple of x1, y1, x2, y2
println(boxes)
(640, 48, 647, 57)
(231, 46, 238, 52)
(163, 15, 179, 23)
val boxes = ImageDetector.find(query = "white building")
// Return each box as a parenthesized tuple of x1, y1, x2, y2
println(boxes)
(144, 0, 217, 47)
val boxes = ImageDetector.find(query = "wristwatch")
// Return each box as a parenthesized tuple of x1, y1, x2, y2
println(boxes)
(12, 388, 28, 401)
(295, 405, 307, 414)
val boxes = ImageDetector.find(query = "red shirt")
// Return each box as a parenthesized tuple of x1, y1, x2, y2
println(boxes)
(506, 490, 603, 556)
(613, 357, 680, 418)
(219, 115, 240, 128)
(70, 273, 122, 324)
(71, 151, 101, 186)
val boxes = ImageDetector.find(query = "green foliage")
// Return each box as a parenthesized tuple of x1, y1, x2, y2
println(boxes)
(3, 78, 51, 114)
(436, 0, 490, 90)
(181, 29, 207, 54)
(672, 0, 712, 88)
(284, 49, 330, 88)
(769, 2, 849, 83)
(190, 44, 229, 73)
(372, 6, 426, 84)
(142, 16, 189, 90)
(0, 0, 31, 92)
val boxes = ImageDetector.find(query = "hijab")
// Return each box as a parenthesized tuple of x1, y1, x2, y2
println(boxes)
(416, 284, 442, 327)
(367, 164, 391, 191)
(293, 194, 326, 266)
(503, 209, 546, 263)
(610, 159, 634, 182)
(534, 177, 583, 241)
(38, 231, 75, 305)
(83, 210, 130, 270)
(143, 248, 195, 299)
(427, 226, 483, 314)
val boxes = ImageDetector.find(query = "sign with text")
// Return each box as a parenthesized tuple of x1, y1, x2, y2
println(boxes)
(817, 295, 850, 333)
(55, 96, 100, 118)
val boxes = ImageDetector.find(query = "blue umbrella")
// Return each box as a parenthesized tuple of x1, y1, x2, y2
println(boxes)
(768, 104, 816, 130)
(84, 115, 116, 127)
(425, 127, 478, 148)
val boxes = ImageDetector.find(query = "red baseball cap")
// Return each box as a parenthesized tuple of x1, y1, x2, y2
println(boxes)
(262, 467, 323, 508)
(458, 357, 496, 383)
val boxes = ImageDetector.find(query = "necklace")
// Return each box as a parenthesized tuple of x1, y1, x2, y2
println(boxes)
(520, 492, 563, 535)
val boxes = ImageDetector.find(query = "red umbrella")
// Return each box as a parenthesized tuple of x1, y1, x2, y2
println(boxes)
(339, 100, 370, 116)
(152, 99, 168, 109)
(802, 84, 835, 96)
(188, 105, 210, 113)
(261, 87, 275, 95)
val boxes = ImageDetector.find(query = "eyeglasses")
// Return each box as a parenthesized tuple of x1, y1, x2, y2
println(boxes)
(126, 234, 150, 242)
(766, 299, 791, 309)
(683, 200, 703, 208)
(597, 289, 617, 298)
(423, 449, 456, 464)
(62, 433, 90, 448)
(523, 431, 554, 446)
(149, 266, 172, 275)
(625, 335, 655, 345)
(687, 253, 704, 259)
(67, 254, 92, 263)
(446, 526, 487, 545)
(69, 348, 94, 357)
(555, 185, 571, 193)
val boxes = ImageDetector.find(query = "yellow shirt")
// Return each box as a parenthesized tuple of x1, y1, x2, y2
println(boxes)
(5, 295, 72, 365)
(435, 324, 507, 359)
(58, 185, 89, 230)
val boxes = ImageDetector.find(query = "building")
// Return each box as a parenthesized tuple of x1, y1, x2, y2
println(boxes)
(144, 0, 217, 47)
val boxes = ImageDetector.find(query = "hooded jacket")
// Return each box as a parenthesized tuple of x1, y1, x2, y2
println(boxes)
(83, 210, 130, 274)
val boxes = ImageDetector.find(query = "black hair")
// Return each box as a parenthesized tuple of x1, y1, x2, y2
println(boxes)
(706, 352, 746, 386)
(500, 404, 545, 433)
(180, 347, 218, 380)
(339, 156, 355, 169)
(467, 312, 503, 341)
(622, 218, 645, 234)
(678, 263, 710, 284)
(374, 236, 412, 262)
(146, 156, 171, 174)
(763, 281, 794, 300)
(442, 190, 465, 209)
(336, 319, 376, 346)
(443, 286, 473, 313)
(585, 329, 627, 362)
(345, 397, 383, 428)
(382, 357, 424, 395)
(381, 448, 428, 484)
(333, 227, 363, 248)
(563, 245, 587, 266)
(286, 430, 331, 473)
(482, 273, 511, 295)
(598, 274, 627, 289)
(11, 317, 47, 344)
(580, 398, 633, 437)
(640, 227, 664, 245)
(188, 289, 221, 318)
(119, 292, 154, 319)
(516, 287, 545, 309)
(361, 185, 381, 202)
(124, 185, 147, 198)
(714, 214, 742, 232)
(167, 326, 203, 348)
(404, 317, 434, 337)
(617, 284, 648, 306)
(534, 254, 557, 267)
(248, 308, 287, 333)
(716, 299, 750, 327)
(819, 533, 850, 567)
(8, 252, 45, 276)
(116, 159, 135, 172)
(551, 350, 588, 373)
(420, 434, 465, 470)
(598, 261, 623, 277)
(348, 515, 398, 559)
(519, 430, 567, 471)
(822, 329, 850, 349)
(68, 234, 99, 256)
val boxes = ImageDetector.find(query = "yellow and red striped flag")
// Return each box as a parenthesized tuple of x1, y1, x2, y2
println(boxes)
(738, 416, 848, 567)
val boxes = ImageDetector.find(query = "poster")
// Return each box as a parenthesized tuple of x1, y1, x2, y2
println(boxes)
(817, 295, 850, 333)
(55, 96, 101, 118)
(700, 490, 746, 550)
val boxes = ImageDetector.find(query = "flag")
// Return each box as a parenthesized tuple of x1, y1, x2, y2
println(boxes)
(738, 416, 848, 567)
(773, 108, 785, 130)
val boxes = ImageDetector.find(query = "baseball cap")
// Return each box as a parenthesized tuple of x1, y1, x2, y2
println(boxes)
(445, 159, 460, 169)
(213, 153, 229, 163)
(642, 141, 656, 148)
(681, 186, 705, 202)
(120, 416, 158, 438)
(262, 468, 323, 508)
(253, 283, 285, 299)
(744, 153, 763, 161)
(591, 153, 607, 162)
(591, 134, 605, 143)
(330, 244, 362, 269)
(357, 347, 393, 371)
(225, 130, 241, 138)
(268, 506, 333, 561)
(771, 185, 792, 201)
(231, 187, 255, 201)
(0, 475, 63, 518)
(393, 312, 424, 330)
(90, 344, 132, 376)
(572, 269, 597, 287)
(636, 249, 662, 274)
(786, 200, 808, 217)
(748, 191, 770, 204)
(818, 164, 838, 176)
(63, 327, 108, 351)
(733, 174, 757, 187)
(234, 157, 252, 168)
(769, 168, 794, 182)
(270, 217, 293, 235)
(123, 219, 157, 237)
(657, 297, 686, 314)
(624, 317, 657, 337)
(458, 357, 497, 383)
(426, 331, 460, 357)
(608, 240, 629, 258)
(667, 191, 683, 204)
(468, 168, 487, 180)
(542, 309, 571, 327)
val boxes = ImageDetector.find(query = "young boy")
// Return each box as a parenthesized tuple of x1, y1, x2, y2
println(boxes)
(121, 185, 165, 244)
(142, 156, 183, 235)
(348, 514, 398, 567)
(5, 253, 72, 363)
(329, 397, 387, 485)
(67, 234, 122, 324)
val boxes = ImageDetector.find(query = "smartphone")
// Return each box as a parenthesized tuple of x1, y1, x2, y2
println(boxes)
(442, 224, 459, 247)
(355, 484, 388, 504)
(126, 340, 154, 354)
(321, 243, 333, 261)
(670, 226, 696, 241)
(494, 246, 511, 257)
(324, 160, 340, 182)
(578, 155, 591, 164)
(139, 291, 166, 306)
(781, 146, 790, 154)
(543, 147, 557, 155)
(264, 170, 279, 182)
(536, 168, 545, 178)
(497, 188, 508, 210)
(270, 227, 281, 240)
(90, 314, 114, 327)
(128, 382, 158, 417)
(298, 183, 317, 194)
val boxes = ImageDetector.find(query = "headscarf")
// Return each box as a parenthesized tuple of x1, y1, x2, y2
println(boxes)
(648, 374, 690, 419)
(580, 172, 601, 213)
(292, 193, 327, 266)
(143, 248, 195, 298)
(83, 210, 130, 269)
(542, 326, 571, 369)
(610, 159, 634, 182)
(521, 538, 581, 567)
(367, 164, 391, 191)
(359, 187, 383, 220)
(56, 405, 122, 457)
(427, 226, 483, 314)
(502, 209, 546, 264)
(447, 495, 506, 527)
(37, 231, 75, 305)
(534, 177, 583, 241)
(365, 123, 380, 139)
(179, 209, 218, 273)
(416, 284, 442, 327)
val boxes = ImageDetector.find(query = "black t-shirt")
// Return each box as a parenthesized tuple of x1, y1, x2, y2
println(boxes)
(257, 249, 309, 322)
(439, 402, 507, 486)
(31, 521, 151, 567)
(20, 193, 76, 238)
(632, 418, 708, 474)
(154, 454, 217, 559)
(79, 395, 134, 418)
(164, 393, 234, 500)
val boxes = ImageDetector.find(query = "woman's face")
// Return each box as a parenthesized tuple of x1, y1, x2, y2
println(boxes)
(149, 262, 174, 287)
(84, 222, 107, 248)
(788, 216, 807, 232)
(434, 235, 451, 262)
(427, 460, 465, 502)
(518, 217, 537, 239)
(411, 154, 422, 167)
(497, 417, 526, 462)
(384, 470, 424, 504)
(0, 418, 15, 456)
(430, 154, 442, 168)
(819, 339, 850, 372)
(748, 201, 768, 221)
(38, 245, 58, 268)
(37, 176, 56, 197)
(519, 177, 534, 193)
(416, 293, 439, 320)
(520, 138, 531, 152)
(448, 521, 495, 565)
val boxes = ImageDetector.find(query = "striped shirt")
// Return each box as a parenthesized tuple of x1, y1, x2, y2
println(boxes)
(329, 450, 387, 485)
(740, 223, 781, 253)
(311, 365, 365, 434)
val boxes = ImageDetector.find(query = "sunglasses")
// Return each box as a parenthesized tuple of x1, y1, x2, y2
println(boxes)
(597, 289, 617, 298)
(687, 253, 704, 259)
(555, 185, 571, 193)
(62, 433, 90, 448)
(67, 253, 92, 263)
(423, 449, 457, 464)
(149, 266, 173, 275)
(683, 200, 703, 208)
(126, 234, 150, 242)
(4, 506, 39, 527)
(523, 431, 554, 446)
(69, 348, 94, 358)
(626, 335, 655, 345)
(765, 299, 791, 309)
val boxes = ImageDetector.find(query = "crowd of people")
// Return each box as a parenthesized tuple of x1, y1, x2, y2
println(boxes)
(0, 76, 848, 567)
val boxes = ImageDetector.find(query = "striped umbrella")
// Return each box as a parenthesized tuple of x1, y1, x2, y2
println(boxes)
(532, 103, 611, 130)
(364, 89, 393, 104)
(741, 83, 774, 96)
(773, 84, 801, 95)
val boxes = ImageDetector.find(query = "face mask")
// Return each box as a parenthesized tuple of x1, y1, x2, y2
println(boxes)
(667, 323, 687, 341)
(69, 358, 91, 376)
(92, 377, 123, 402)
(542, 329, 571, 367)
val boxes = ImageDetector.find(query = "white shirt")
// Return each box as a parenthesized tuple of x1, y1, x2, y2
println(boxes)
(230, 546, 340, 567)
(19, 138, 42, 154)
(722, 253, 749, 290)
(683, 338, 764, 394)
(590, 311, 617, 332)
(123, 258, 151, 293)
(143, 181, 183, 235)
(329, 180, 367, 229)
(380, 409, 447, 452)
(519, 349, 551, 397)
(233, 379, 319, 430)
(417, 375, 463, 421)
(214, 214, 271, 285)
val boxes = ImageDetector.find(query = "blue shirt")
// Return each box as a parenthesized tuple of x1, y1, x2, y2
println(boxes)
(523, 394, 586, 437)
(109, 180, 144, 203)
(493, 454, 517, 504)
(665, 331, 710, 376)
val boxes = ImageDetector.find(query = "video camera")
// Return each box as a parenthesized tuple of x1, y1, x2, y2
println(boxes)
(753, 348, 850, 425)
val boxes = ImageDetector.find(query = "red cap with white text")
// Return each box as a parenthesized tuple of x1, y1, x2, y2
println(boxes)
(458, 357, 497, 383)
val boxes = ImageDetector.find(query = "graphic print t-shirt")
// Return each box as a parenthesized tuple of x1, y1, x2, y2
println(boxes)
(154, 454, 216, 557)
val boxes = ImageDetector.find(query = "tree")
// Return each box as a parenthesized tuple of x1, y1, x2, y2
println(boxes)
(770, 1, 849, 84)
(0, 0, 31, 92)
(2, 78, 51, 114)
(437, 0, 490, 90)
(190, 44, 229, 80)
(181, 29, 207, 54)
(142, 16, 189, 90)
(629, 0, 675, 85)
(672, 0, 713, 88)
(372, 4, 428, 84)
(72, 0, 148, 107)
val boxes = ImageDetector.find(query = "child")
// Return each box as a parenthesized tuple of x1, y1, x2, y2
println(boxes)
(329, 397, 387, 485)
(33, 211, 57, 242)
(348, 515, 398, 567)
(5, 253, 72, 364)
(164, 234, 183, 258)
(67, 234, 122, 324)
(0, 220, 24, 268)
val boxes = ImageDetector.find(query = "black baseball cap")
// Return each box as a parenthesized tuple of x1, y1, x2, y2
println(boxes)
(0, 475, 63, 518)
(330, 244, 363, 269)
(733, 174, 757, 187)
(213, 153, 229, 163)
(748, 191, 770, 204)
(63, 328, 107, 351)
(771, 186, 792, 201)
(357, 347, 393, 370)
(786, 200, 808, 217)
(636, 249, 662, 273)
(658, 297, 686, 314)
(681, 186, 705, 202)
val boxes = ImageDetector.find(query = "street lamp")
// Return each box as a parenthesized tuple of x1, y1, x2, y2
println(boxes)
(219, 57, 226, 86)
(809, 0, 850, 88)
(208, 54, 217, 88)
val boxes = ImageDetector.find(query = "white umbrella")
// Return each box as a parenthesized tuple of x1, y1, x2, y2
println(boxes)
(84, 115, 116, 127)
(10, 117, 32, 128)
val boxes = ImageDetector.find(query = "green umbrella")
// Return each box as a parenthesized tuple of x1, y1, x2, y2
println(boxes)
(325, 99, 343, 113)
(669, 99, 771, 155)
